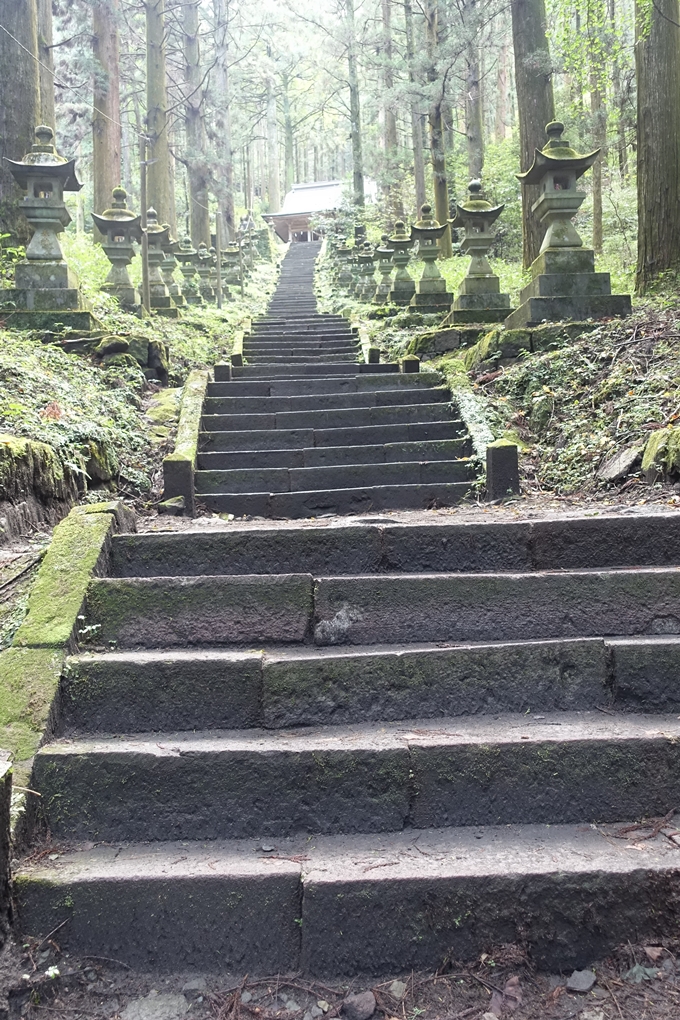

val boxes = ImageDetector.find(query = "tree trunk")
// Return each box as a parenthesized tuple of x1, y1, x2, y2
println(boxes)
(405, 0, 427, 216)
(382, 0, 403, 218)
(425, 0, 452, 256)
(510, 0, 555, 266)
(146, 0, 175, 232)
(183, 0, 210, 246)
(212, 0, 235, 241)
(345, 0, 365, 208)
(608, 0, 628, 180)
(267, 79, 281, 212)
(92, 0, 122, 240)
(465, 41, 484, 180)
(37, 0, 55, 128)
(635, 0, 680, 292)
(495, 40, 509, 142)
(590, 78, 605, 253)
(282, 76, 295, 195)
(0, 0, 41, 242)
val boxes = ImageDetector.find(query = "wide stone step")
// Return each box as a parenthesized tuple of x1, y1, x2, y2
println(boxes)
(231, 363, 399, 378)
(63, 636, 680, 734)
(197, 438, 471, 470)
(208, 372, 444, 395)
(203, 387, 449, 414)
(86, 566, 680, 648)
(31, 712, 680, 841)
(202, 402, 453, 432)
(111, 513, 680, 578)
(244, 343, 359, 353)
(18, 820, 679, 973)
(242, 355, 359, 365)
(200, 421, 482, 452)
(195, 459, 472, 494)
(198, 481, 470, 518)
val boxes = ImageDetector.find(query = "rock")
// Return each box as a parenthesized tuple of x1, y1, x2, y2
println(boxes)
(240, 992, 253, 1004)
(388, 981, 407, 1000)
(566, 969, 597, 993)
(84, 438, 119, 483)
(642, 426, 680, 480)
(121, 993, 189, 1020)
(581, 1011, 604, 1020)
(103, 352, 142, 370)
(284, 1000, 300, 1011)
(310, 1008, 323, 1018)
(95, 335, 130, 357)
(128, 334, 150, 366)
(182, 979, 207, 993)
(342, 991, 376, 1020)
(157, 495, 185, 515)
(597, 444, 643, 482)
(316, 1001, 330, 1013)
(148, 339, 170, 385)
(146, 388, 181, 426)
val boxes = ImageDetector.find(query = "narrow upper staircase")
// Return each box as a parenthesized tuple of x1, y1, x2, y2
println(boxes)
(196, 242, 475, 517)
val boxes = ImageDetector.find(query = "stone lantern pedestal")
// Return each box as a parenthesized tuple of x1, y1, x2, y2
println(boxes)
(410, 205, 453, 315)
(161, 232, 186, 308)
(91, 187, 141, 311)
(196, 243, 215, 302)
(146, 209, 180, 318)
(175, 237, 203, 305)
(355, 243, 376, 301)
(373, 235, 395, 304)
(449, 181, 513, 323)
(223, 246, 242, 288)
(336, 242, 354, 290)
(387, 222, 415, 305)
(1, 125, 99, 330)
(505, 121, 631, 328)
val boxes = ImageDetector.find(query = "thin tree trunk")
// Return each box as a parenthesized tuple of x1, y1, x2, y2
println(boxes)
(510, 0, 555, 266)
(92, 0, 122, 240)
(345, 0, 365, 207)
(425, 0, 452, 256)
(37, 0, 55, 127)
(184, 0, 210, 246)
(590, 77, 605, 253)
(382, 0, 402, 218)
(495, 39, 509, 142)
(608, 0, 628, 180)
(267, 79, 281, 212)
(635, 0, 680, 291)
(282, 76, 295, 195)
(0, 0, 41, 242)
(213, 0, 235, 241)
(405, 0, 426, 215)
(146, 0, 175, 232)
(465, 41, 484, 179)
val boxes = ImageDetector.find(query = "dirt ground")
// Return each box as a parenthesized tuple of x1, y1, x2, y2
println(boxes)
(3, 936, 680, 1020)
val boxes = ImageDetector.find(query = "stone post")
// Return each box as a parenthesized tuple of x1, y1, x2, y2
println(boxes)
(373, 234, 395, 304)
(91, 186, 142, 311)
(410, 204, 453, 315)
(387, 221, 415, 306)
(146, 208, 180, 318)
(175, 236, 203, 305)
(449, 181, 513, 323)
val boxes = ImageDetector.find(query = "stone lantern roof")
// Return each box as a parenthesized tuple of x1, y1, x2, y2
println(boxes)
(92, 187, 142, 241)
(146, 207, 170, 245)
(411, 204, 448, 242)
(517, 121, 599, 185)
(4, 125, 82, 192)
(450, 180, 504, 231)
(388, 220, 414, 251)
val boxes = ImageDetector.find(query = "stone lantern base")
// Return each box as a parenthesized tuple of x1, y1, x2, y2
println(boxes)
(409, 277, 453, 315)
(451, 276, 513, 324)
(1, 260, 101, 330)
(504, 248, 631, 328)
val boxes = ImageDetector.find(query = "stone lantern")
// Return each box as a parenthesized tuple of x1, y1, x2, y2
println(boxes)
(505, 120, 631, 327)
(373, 234, 395, 304)
(161, 229, 186, 308)
(354, 242, 376, 301)
(196, 242, 215, 302)
(387, 221, 415, 306)
(1, 124, 97, 329)
(222, 243, 242, 287)
(335, 238, 354, 290)
(409, 204, 453, 315)
(146, 208, 179, 318)
(91, 187, 141, 310)
(175, 237, 203, 305)
(449, 180, 512, 323)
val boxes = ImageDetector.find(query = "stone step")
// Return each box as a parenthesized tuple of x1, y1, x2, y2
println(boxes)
(200, 421, 477, 452)
(197, 481, 471, 517)
(208, 372, 443, 395)
(18, 819, 678, 973)
(195, 459, 473, 494)
(31, 711, 680, 842)
(111, 513, 680, 578)
(202, 402, 454, 433)
(85, 566, 680, 648)
(203, 387, 448, 414)
(244, 343, 359, 353)
(231, 363, 399, 378)
(242, 355, 359, 365)
(197, 438, 471, 470)
(62, 636, 680, 735)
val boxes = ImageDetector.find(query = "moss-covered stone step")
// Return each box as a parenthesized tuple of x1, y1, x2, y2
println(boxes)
(195, 459, 473, 495)
(202, 421, 466, 453)
(32, 711, 680, 841)
(203, 386, 449, 415)
(197, 437, 472, 470)
(231, 363, 399, 379)
(15, 821, 680, 973)
(199, 481, 471, 518)
(243, 355, 360, 365)
(202, 403, 454, 433)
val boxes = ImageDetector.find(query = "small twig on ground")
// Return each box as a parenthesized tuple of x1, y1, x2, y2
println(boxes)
(36, 918, 70, 952)
(468, 972, 505, 996)
(0, 552, 43, 594)
(602, 976, 625, 1020)
(612, 808, 677, 841)
(82, 955, 131, 969)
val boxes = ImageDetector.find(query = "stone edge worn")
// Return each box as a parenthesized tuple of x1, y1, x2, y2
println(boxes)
(432, 355, 494, 465)
(162, 369, 209, 515)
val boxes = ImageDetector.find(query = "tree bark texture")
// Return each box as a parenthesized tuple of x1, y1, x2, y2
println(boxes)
(212, 0, 235, 241)
(282, 77, 295, 195)
(425, 0, 452, 257)
(345, 0, 365, 208)
(405, 0, 427, 216)
(267, 79, 281, 212)
(183, 0, 211, 246)
(382, 0, 403, 219)
(92, 0, 122, 238)
(0, 0, 41, 242)
(465, 42, 484, 180)
(146, 0, 175, 233)
(510, 0, 555, 266)
(635, 0, 680, 292)
(590, 76, 606, 253)
(37, 0, 55, 128)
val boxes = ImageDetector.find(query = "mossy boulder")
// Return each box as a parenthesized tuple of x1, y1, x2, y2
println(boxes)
(102, 352, 140, 369)
(148, 339, 170, 385)
(95, 335, 130, 357)
(83, 438, 119, 483)
(146, 388, 182, 426)
(127, 334, 150, 365)
(408, 326, 485, 359)
(0, 434, 79, 504)
(642, 427, 680, 479)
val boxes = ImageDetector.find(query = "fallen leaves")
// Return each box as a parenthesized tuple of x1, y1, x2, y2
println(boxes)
(488, 975, 522, 1017)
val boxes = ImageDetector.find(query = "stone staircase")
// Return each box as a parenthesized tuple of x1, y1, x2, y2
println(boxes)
(196, 242, 475, 517)
(15, 511, 680, 975)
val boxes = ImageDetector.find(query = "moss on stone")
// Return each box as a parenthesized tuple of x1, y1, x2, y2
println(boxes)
(0, 646, 65, 778)
(146, 388, 181, 426)
(642, 427, 680, 476)
(83, 439, 119, 483)
(0, 434, 79, 504)
(174, 370, 209, 462)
